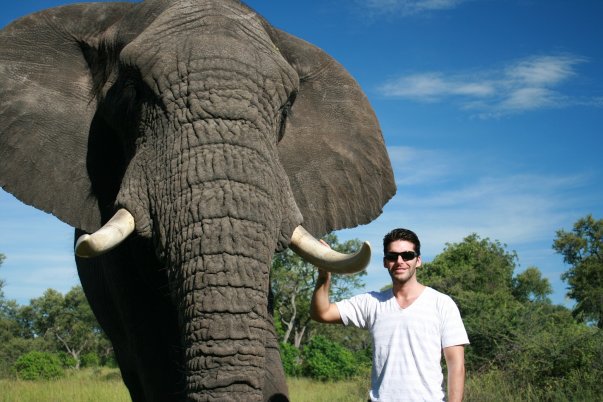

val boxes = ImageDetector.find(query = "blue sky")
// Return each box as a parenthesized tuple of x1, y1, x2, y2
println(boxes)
(1, 0, 602, 306)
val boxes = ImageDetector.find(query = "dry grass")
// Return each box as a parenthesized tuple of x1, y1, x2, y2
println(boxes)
(0, 368, 129, 402)
(287, 377, 370, 402)
(0, 370, 370, 402)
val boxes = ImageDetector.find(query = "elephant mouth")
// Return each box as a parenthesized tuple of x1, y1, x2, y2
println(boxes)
(74, 208, 371, 274)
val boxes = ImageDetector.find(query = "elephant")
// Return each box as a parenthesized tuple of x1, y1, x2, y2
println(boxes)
(0, 1, 395, 400)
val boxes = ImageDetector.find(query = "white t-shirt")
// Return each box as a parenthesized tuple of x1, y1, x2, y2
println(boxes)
(336, 287, 469, 402)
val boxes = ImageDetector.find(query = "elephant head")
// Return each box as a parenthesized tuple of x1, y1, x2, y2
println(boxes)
(0, 1, 395, 400)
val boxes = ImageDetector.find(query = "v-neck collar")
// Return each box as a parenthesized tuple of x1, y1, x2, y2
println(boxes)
(391, 286, 428, 310)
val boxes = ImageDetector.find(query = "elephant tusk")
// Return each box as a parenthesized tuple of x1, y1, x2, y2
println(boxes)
(75, 209, 135, 258)
(289, 226, 371, 274)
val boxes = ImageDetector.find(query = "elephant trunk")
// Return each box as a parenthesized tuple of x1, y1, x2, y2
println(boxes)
(147, 117, 297, 400)
(176, 232, 273, 399)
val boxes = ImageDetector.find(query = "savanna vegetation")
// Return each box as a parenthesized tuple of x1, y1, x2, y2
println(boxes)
(1, 215, 602, 401)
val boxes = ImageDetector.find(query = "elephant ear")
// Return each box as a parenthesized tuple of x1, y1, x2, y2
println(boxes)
(273, 29, 396, 238)
(0, 3, 133, 233)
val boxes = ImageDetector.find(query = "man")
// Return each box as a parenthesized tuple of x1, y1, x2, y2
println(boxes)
(311, 228, 469, 402)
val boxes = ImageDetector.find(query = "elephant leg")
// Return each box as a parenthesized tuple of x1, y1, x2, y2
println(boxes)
(263, 286, 289, 401)
(75, 230, 184, 401)
(263, 335, 289, 402)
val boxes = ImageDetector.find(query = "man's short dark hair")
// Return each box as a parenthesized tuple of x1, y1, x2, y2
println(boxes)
(383, 228, 421, 256)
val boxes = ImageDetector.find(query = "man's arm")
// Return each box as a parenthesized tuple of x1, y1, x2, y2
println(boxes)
(443, 345, 465, 402)
(310, 269, 343, 324)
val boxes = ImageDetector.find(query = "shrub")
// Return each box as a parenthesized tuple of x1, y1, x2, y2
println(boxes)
(57, 352, 78, 368)
(81, 352, 100, 368)
(279, 342, 302, 377)
(302, 336, 356, 381)
(0, 337, 37, 379)
(13, 351, 63, 380)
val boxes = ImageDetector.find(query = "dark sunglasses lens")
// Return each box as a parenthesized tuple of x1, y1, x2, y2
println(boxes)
(401, 251, 416, 261)
(385, 251, 416, 261)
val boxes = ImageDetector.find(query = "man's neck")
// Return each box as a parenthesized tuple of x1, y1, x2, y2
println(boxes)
(392, 280, 425, 308)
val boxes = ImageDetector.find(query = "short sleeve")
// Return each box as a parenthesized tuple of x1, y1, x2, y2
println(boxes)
(336, 293, 371, 329)
(441, 296, 470, 348)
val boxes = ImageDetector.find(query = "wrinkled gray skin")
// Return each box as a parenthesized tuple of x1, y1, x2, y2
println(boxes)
(0, 1, 395, 400)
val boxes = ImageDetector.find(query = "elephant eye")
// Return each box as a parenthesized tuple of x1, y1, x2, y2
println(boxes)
(122, 79, 137, 101)
(277, 90, 297, 142)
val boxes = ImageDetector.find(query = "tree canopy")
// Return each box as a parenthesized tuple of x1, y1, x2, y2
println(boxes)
(271, 233, 366, 348)
(19, 286, 105, 369)
(417, 233, 602, 398)
(553, 214, 603, 328)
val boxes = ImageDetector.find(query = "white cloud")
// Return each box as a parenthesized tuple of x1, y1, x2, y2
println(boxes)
(379, 54, 594, 116)
(387, 146, 461, 186)
(507, 55, 580, 86)
(500, 87, 561, 110)
(380, 73, 495, 100)
(337, 146, 594, 304)
(362, 0, 470, 15)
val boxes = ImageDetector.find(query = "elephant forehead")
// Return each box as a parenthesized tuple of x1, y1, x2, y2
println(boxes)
(119, 1, 298, 105)
(159, 59, 293, 125)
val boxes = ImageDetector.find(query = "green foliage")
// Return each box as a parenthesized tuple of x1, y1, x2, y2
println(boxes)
(504, 303, 603, 397)
(13, 351, 64, 380)
(271, 234, 366, 348)
(0, 255, 42, 378)
(0, 261, 115, 375)
(512, 266, 552, 302)
(57, 352, 78, 368)
(21, 286, 105, 369)
(418, 232, 602, 398)
(302, 335, 356, 381)
(279, 342, 302, 377)
(0, 336, 40, 378)
(419, 234, 526, 372)
(81, 352, 101, 368)
(419, 233, 516, 297)
(553, 214, 603, 327)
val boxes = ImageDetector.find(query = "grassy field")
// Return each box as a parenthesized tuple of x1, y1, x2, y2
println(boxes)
(0, 368, 130, 402)
(0, 369, 368, 402)
(1, 368, 600, 401)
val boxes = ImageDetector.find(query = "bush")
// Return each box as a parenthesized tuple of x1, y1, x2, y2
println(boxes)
(302, 336, 356, 381)
(57, 352, 77, 369)
(13, 351, 63, 380)
(81, 352, 100, 368)
(279, 343, 302, 377)
(0, 337, 38, 379)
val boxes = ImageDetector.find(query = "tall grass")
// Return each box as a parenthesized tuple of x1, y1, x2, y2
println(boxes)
(0, 368, 129, 402)
(0, 370, 369, 402)
(287, 376, 370, 401)
(2, 369, 601, 401)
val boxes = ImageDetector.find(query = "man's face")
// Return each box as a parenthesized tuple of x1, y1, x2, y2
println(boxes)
(383, 240, 422, 285)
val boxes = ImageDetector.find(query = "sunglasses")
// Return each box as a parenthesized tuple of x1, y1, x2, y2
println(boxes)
(384, 251, 418, 262)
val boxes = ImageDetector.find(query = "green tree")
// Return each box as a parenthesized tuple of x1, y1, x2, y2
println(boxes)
(21, 286, 103, 369)
(506, 303, 603, 398)
(512, 266, 552, 303)
(301, 335, 357, 381)
(419, 233, 516, 297)
(13, 350, 63, 380)
(0, 254, 40, 377)
(553, 214, 603, 328)
(418, 233, 602, 398)
(271, 234, 366, 348)
(418, 234, 552, 372)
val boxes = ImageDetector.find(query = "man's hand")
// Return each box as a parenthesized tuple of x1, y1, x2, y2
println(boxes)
(310, 240, 342, 324)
